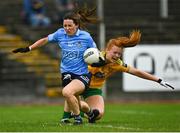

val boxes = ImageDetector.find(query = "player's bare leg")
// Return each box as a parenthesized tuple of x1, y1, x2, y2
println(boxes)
(62, 79, 85, 124)
(81, 95, 104, 123)
(80, 100, 93, 118)
(85, 95, 104, 119)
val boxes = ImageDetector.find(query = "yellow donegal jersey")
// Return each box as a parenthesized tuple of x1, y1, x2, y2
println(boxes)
(88, 52, 130, 89)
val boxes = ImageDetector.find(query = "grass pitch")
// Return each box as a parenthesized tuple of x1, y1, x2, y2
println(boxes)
(0, 102, 180, 132)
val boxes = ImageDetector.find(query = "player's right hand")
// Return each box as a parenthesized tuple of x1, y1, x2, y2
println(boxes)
(158, 79, 175, 90)
(12, 47, 30, 53)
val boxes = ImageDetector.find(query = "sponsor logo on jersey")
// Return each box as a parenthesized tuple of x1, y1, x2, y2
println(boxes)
(94, 72, 105, 78)
(62, 50, 79, 59)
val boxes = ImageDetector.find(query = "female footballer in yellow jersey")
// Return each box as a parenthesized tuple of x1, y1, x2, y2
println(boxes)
(61, 30, 174, 124)
(88, 55, 129, 89)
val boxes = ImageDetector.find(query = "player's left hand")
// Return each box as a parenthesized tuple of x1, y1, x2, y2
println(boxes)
(158, 79, 174, 90)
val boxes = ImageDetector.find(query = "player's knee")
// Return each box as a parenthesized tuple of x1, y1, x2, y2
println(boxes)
(62, 89, 72, 98)
(97, 110, 104, 120)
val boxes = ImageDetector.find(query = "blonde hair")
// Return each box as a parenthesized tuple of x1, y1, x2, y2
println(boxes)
(106, 30, 141, 50)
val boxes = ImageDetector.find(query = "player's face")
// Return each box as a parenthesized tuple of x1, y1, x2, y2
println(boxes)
(106, 45, 123, 63)
(63, 19, 78, 36)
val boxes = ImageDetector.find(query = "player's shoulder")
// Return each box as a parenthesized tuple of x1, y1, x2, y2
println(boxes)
(56, 28, 66, 35)
(79, 30, 91, 37)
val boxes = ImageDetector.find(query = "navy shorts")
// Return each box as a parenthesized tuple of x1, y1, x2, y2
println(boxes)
(61, 72, 92, 89)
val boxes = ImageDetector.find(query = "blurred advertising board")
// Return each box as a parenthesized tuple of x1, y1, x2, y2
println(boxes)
(123, 45, 180, 92)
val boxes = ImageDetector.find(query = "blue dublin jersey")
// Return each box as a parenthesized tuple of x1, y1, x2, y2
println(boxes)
(48, 28, 97, 75)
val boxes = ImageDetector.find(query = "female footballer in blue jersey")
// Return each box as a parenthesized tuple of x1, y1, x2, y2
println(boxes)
(12, 6, 98, 125)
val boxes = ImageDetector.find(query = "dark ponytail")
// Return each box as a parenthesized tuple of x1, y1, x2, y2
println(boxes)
(63, 4, 98, 29)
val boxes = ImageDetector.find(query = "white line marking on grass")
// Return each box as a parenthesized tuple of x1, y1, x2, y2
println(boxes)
(86, 124, 141, 131)
(110, 110, 153, 115)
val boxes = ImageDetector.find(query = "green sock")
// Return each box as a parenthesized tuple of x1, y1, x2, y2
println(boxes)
(62, 111, 84, 119)
(62, 111, 71, 119)
(80, 111, 85, 117)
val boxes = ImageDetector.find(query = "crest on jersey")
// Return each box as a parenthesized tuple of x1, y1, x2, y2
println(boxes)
(76, 41, 82, 48)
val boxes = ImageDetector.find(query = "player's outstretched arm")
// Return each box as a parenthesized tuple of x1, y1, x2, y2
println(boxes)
(128, 67, 175, 90)
(12, 37, 48, 53)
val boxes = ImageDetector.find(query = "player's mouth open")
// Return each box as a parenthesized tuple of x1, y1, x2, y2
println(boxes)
(112, 57, 118, 62)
